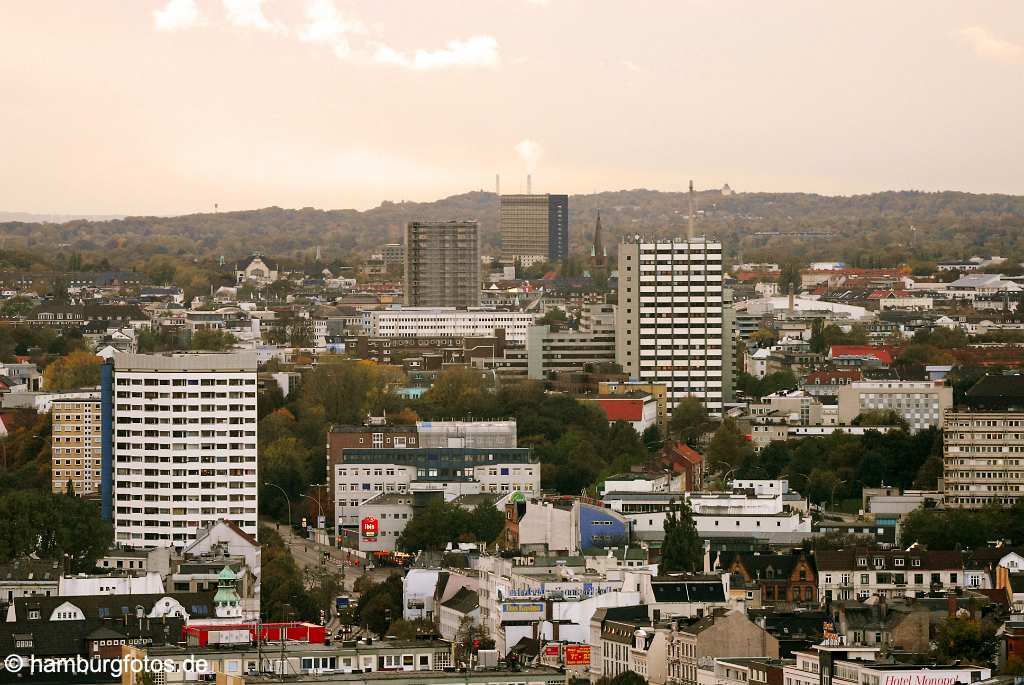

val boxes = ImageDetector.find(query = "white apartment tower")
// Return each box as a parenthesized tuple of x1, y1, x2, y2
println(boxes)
(103, 352, 259, 548)
(616, 237, 725, 412)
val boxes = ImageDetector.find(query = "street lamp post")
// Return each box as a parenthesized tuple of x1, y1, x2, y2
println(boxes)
(707, 461, 739, 488)
(302, 494, 323, 524)
(264, 482, 292, 527)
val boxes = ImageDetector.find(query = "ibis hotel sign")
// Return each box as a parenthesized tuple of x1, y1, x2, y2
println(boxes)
(360, 517, 379, 540)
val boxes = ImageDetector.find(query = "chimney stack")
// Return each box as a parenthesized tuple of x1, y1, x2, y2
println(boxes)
(687, 180, 696, 242)
(527, 174, 532, 195)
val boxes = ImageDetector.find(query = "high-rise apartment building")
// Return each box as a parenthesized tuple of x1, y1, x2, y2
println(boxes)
(500, 194, 569, 266)
(943, 410, 1024, 508)
(404, 221, 480, 307)
(102, 352, 259, 548)
(50, 393, 103, 495)
(616, 237, 725, 412)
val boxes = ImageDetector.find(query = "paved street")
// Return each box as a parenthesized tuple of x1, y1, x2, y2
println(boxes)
(268, 521, 396, 592)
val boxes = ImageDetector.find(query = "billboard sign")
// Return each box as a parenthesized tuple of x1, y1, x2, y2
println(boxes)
(360, 517, 379, 540)
(499, 601, 545, 622)
(565, 645, 591, 666)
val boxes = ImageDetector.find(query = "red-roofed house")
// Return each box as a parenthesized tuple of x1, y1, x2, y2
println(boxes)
(829, 345, 894, 368)
(584, 393, 658, 434)
(657, 441, 705, 491)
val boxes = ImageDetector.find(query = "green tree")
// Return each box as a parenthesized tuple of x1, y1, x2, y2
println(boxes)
(933, 617, 997, 666)
(806, 467, 843, 507)
(706, 417, 752, 472)
(470, 502, 507, 546)
(136, 327, 177, 353)
(398, 499, 471, 552)
(354, 574, 404, 635)
(852, 410, 909, 429)
(419, 366, 496, 419)
(537, 308, 569, 328)
(641, 424, 663, 452)
(260, 527, 318, 621)
(660, 498, 702, 573)
(190, 329, 236, 351)
(0, 492, 112, 570)
(669, 397, 717, 445)
(42, 350, 101, 391)
(298, 361, 402, 425)
(777, 260, 803, 295)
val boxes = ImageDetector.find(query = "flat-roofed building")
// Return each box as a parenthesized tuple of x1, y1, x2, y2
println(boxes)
(404, 221, 480, 308)
(103, 352, 259, 548)
(50, 393, 103, 495)
(500, 194, 569, 266)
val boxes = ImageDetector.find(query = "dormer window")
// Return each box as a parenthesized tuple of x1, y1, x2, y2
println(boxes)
(856, 557, 867, 567)
(28, 610, 40, 620)
(893, 558, 904, 567)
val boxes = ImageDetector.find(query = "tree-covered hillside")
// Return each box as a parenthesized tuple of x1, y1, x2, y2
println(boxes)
(4, 189, 1024, 269)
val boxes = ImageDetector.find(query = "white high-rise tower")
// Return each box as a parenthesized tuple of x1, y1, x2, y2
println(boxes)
(615, 237, 725, 412)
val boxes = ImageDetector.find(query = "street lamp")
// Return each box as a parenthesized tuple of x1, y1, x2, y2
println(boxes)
(706, 461, 739, 488)
(302, 494, 323, 524)
(264, 482, 292, 527)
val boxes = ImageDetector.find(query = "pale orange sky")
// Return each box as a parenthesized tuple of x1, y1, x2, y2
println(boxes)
(1, 1, 1023, 215)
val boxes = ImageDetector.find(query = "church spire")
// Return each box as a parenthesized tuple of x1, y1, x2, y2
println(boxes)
(591, 210, 607, 268)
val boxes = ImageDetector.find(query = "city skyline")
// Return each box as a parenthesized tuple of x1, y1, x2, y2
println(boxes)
(2, 2, 1024, 215)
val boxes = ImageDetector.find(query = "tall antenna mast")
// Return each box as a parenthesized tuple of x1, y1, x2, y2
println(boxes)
(687, 180, 696, 242)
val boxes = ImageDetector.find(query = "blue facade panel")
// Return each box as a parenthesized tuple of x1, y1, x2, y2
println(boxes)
(578, 503, 629, 550)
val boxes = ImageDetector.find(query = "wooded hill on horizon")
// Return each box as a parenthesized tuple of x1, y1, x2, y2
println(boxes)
(4, 189, 1024, 271)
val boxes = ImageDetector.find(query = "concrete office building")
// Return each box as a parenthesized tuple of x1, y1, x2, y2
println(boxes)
(333, 447, 538, 529)
(102, 352, 259, 548)
(326, 421, 517, 509)
(381, 243, 405, 268)
(836, 380, 953, 430)
(616, 237, 726, 412)
(404, 221, 480, 308)
(526, 304, 617, 379)
(50, 393, 103, 495)
(363, 307, 536, 345)
(500, 194, 569, 266)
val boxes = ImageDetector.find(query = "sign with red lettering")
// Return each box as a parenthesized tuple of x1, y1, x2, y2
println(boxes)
(361, 517, 379, 540)
(565, 645, 591, 666)
(544, 645, 560, 657)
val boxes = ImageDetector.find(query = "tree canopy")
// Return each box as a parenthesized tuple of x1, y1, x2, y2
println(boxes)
(660, 498, 702, 573)
(42, 350, 101, 391)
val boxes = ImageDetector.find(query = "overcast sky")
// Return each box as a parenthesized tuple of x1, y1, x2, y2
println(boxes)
(2, 1, 1023, 215)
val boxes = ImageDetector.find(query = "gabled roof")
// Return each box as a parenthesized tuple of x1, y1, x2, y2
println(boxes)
(829, 345, 894, 365)
(440, 588, 478, 614)
(660, 441, 703, 468)
(237, 254, 278, 271)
